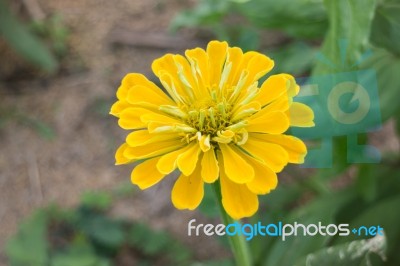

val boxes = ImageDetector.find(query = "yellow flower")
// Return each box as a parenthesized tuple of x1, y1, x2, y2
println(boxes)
(110, 40, 314, 219)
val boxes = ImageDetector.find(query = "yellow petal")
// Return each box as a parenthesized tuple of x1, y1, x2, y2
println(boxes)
(140, 112, 182, 125)
(225, 47, 244, 85)
(131, 157, 165, 189)
(152, 54, 188, 102)
(173, 54, 201, 98)
(244, 155, 278, 194)
(207, 41, 228, 86)
(157, 146, 191, 174)
(240, 138, 289, 172)
(110, 100, 131, 117)
(252, 133, 307, 163)
(230, 51, 256, 86)
(177, 142, 201, 176)
(171, 164, 204, 210)
(219, 144, 254, 184)
(246, 111, 289, 134)
(185, 47, 210, 88)
(126, 130, 179, 147)
(147, 121, 196, 134)
(245, 53, 274, 84)
(118, 107, 148, 130)
(231, 101, 261, 121)
(198, 134, 211, 152)
(287, 102, 315, 127)
(115, 143, 132, 165)
(127, 84, 174, 107)
(117, 73, 172, 103)
(257, 74, 289, 107)
(201, 149, 219, 183)
(124, 139, 185, 160)
(219, 154, 259, 219)
(281, 73, 300, 97)
(263, 93, 291, 113)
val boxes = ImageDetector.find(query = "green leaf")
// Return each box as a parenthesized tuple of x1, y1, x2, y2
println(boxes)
(295, 234, 387, 266)
(81, 191, 112, 211)
(0, 0, 58, 73)
(359, 48, 400, 121)
(128, 222, 192, 263)
(261, 190, 355, 266)
(268, 42, 317, 76)
(225, 26, 260, 52)
(169, 0, 230, 31)
(355, 164, 378, 202)
(370, 0, 400, 55)
(5, 210, 49, 266)
(341, 195, 400, 263)
(51, 239, 109, 266)
(237, 0, 328, 39)
(313, 0, 377, 75)
(77, 211, 125, 249)
(191, 259, 234, 266)
(128, 223, 170, 256)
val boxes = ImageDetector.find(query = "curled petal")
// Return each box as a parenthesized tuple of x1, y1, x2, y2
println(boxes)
(219, 153, 259, 219)
(219, 144, 254, 184)
(171, 164, 204, 210)
(240, 138, 289, 172)
(201, 149, 219, 183)
(177, 142, 201, 176)
(252, 133, 307, 164)
(131, 157, 165, 189)
(287, 102, 315, 127)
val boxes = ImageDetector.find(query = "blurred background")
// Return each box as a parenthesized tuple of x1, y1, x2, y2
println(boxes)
(1, 0, 400, 265)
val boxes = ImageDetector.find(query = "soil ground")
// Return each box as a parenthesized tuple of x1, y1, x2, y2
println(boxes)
(0, 0, 229, 264)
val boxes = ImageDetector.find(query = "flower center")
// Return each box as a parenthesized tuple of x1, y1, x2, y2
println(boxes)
(185, 99, 231, 136)
(178, 96, 248, 151)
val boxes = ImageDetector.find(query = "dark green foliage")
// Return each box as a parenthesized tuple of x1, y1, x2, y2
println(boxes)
(0, 0, 58, 73)
(5, 195, 192, 266)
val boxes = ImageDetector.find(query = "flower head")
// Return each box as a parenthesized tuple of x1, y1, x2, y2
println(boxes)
(110, 41, 314, 219)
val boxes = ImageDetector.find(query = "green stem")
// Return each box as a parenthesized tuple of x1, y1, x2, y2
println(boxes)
(212, 181, 252, 266)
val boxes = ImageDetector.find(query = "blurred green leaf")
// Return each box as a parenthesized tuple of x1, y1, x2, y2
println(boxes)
(77, 210, 125, 249)
(313, 0, 377, 75)
(0, 0, 58, 73)
(128, 223, 170, 256)
(191, 259, 234, 266)
(5, 210, 49, 266)
(338, 195, 400, 263)
(260, 190, 355, 266)
(81, 191, 112, 211)
(268, 42, 317, 76)
(112, 181, 136, 197)
(51, 239, 109, 266)
(128, 222, 192, 263)
(370, 0, 400, 55)
(359, 48, 400, 121)
(170, 0, 230, 31)
(237, 0, 328, 39)
(356, 164, 378, 202)
(295, 234, 386, 266)
(24, 118, 55, 140)
(219, 26, 260, 52)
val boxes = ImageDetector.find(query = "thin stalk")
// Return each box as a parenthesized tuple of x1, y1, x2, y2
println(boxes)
(212, 181, 252, 266)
